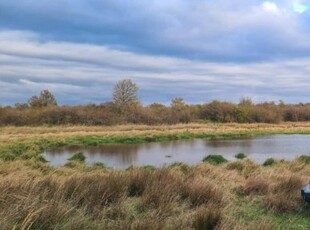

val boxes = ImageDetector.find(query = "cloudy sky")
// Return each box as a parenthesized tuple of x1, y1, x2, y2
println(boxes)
(1, 0, 310, 105)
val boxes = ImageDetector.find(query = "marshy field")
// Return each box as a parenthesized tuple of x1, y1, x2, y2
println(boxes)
(1, 122, 310, 229)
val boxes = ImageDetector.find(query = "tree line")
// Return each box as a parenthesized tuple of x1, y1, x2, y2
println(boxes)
(0, 79, 310, 125)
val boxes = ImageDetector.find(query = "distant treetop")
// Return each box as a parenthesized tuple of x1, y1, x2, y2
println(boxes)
(28, 90, 58, 108)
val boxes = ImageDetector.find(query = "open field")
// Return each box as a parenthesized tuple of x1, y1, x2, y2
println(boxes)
(1, 122, 310, 142)
(1, 123, 310, 229)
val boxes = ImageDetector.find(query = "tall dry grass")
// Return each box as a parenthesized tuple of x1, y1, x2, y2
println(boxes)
(1, 122, 310, 143)
(0, 157, 309, 229)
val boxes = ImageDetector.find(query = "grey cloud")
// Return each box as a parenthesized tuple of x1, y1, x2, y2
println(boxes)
(0, 30, 310, 105)
(1, 1, 310, 62)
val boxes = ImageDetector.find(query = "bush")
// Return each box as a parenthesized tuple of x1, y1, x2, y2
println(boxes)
(263, 158, 276, 167)
(203, 155, 228, 165)
(68, 152, 86, 162)
(235, 152, 247, 160)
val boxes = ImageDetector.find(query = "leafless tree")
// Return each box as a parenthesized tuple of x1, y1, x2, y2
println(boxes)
(113, 79, 139, 108)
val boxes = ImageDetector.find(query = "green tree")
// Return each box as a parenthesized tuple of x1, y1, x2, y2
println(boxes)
(112, 79, 139, 108)
(28, 90, 58, 108)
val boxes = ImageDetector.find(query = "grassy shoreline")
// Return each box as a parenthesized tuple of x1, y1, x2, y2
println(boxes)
(1, 122, 310, 161)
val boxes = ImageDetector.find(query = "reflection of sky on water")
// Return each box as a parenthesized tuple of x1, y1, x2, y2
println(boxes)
(43, 135, 310, 169)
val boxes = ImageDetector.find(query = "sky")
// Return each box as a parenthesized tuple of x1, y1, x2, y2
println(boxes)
(1, 0, 310, 105)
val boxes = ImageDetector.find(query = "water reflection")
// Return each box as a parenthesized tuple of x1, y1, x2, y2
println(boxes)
(43, 135, 310, 169)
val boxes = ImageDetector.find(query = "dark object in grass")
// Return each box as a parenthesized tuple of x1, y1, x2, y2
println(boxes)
(235, 152, 247, 160)
(203, 155, 228, 165)
(263, 158, 276, 166)
(68, 152, 86, 162)
(301, 184, 310, 203)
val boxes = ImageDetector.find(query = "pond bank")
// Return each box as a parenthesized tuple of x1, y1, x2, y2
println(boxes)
(1, 122, 310, 161)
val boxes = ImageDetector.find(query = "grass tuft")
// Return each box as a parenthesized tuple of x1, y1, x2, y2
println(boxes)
(192, 205, 222, 230)
(263, 158, 276, 167)
(235, 152, 247, 159)
(297, 155, 310, 164)
(68, 152, 86, 162)
(243, 176, 269, 195)
(203, 155, 228, 165)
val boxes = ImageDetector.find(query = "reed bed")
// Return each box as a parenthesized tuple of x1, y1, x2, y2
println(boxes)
(0, 158, 310, 229)
(1, 122, 310, 143)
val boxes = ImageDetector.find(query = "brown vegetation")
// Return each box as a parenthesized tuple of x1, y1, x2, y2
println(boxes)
(1, 89, 310, 126)
(0, 157, 310, 229)
(1, 122, 310, 144)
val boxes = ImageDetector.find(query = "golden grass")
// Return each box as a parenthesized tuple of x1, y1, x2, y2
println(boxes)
(0, 159, 309, 229)
(0, 122, 310, 143)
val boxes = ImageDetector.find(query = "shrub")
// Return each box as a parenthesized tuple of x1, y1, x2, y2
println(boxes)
(68, 152, 86, 162)
(263, 158, 276, 167)
(235, 152, 247, 160)
(203, 155, 228, 165)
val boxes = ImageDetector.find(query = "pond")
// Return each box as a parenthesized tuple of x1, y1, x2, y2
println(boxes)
(43, 134, 310, 169)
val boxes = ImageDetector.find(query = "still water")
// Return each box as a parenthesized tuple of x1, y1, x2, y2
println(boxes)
(43, 135, 310, 169)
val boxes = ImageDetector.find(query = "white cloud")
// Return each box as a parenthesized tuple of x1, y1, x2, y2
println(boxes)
(262, 2, 280, 13)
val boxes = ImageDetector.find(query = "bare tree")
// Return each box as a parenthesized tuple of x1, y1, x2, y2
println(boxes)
(113, 79, 139, 108)
(28, 90, 58, 108)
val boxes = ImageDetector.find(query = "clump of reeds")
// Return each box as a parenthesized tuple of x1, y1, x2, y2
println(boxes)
(181, 176, 223, 207)
(0, 157, 309, 229)
(68, 151, 86, 162)
(262, 174, 304, 213)
(192, 205, 222, 230)
(243, 176, 270, 195)
(203, 155, 228, 165)
(235, 152, 247, 160)
(263, 158, 276, 167)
